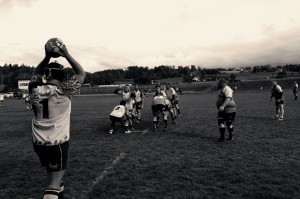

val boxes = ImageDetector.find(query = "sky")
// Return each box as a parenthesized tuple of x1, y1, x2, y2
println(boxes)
(1, 0, 300, 73)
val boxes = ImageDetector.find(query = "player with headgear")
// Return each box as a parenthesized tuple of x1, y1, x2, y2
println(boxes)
(28, 38, 86, 199)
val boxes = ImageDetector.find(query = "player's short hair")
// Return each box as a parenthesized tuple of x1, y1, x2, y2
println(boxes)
(155, 85, 160, 88)
(45, 62, 64, 82)
(120, 100, 126, 106)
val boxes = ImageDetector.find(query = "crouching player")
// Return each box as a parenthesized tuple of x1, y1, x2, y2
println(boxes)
(109, 100, 132, 134)
(152, 85, 171, 131)
(216, 78, 237, 141)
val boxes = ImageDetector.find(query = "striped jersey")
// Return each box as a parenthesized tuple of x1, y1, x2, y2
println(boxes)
(152, 93, 170, 107)
(29, 75, 81, 146)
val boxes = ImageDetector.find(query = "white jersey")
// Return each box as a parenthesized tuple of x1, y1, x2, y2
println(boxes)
(30, 76, 81, 146)
(161, 90, 167, 97)
(121, 92, 131, 101)
(216, 85, 236, 113)
(0, 94, 4, 101)
(110, 105, 126, 118)
(293, 83, 298, 92)
(125, 98, 135, 111)
(133, 90, 143, 102)
(165, 88, 177, 100)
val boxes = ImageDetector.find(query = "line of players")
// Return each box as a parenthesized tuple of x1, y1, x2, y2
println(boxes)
(109, 83, 181, 134)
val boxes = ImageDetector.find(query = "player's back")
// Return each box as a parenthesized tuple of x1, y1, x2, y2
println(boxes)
(110, 105, 126, 118)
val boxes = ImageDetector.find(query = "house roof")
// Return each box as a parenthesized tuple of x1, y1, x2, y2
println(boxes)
(15, 73, 32, 80)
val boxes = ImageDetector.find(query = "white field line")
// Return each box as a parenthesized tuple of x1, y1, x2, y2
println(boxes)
(81, 153, 126, 198)
(133, 128, 149, 134)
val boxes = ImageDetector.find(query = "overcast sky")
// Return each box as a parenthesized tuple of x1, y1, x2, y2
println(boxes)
(1, 0, 300, 73)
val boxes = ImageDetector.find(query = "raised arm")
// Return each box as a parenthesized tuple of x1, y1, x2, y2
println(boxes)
(58, 43, 86, 84)
(64, 53, 86, 84)
(34, 45, 52, 76)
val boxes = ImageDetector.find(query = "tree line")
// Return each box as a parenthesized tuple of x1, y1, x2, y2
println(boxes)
(1, 63, 300, 91)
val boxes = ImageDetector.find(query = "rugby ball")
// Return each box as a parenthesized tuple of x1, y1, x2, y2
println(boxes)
(45, 38, 64, 58)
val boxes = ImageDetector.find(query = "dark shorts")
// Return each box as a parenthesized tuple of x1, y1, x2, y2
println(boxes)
(275, 100, 285, 105)
(152, 104, 165, 114)
(218, 112, 236, 124)
(171, 100, 179, 105)
(110, 115, 123, 123)
(33, 141, 69, 172)
(135, 101, 143, 110)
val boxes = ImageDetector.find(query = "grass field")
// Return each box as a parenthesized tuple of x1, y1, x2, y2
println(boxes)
(1, 90, 300, 199)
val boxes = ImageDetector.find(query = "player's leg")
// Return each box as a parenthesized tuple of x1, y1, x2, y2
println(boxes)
(278, 103, 284, 121)
(162, 109, 169, 131)
(136, 101, 142, 122)
(274, 102, 279, 118)
(124, 120, 131, 133)
(152, 105, 160, 131)
(217, 112, 226, 142)
(129, 118, 134, 131)
(225, 112, 236, 140)
(34, 142, 69, 199)
(109, 116, 116, 134)
(43, 170, 65, 199)
(152, 115, 159, 131)
(175, 101, 180, 116)
(58, 179, 65, 199)
(169, 106, 177, 124)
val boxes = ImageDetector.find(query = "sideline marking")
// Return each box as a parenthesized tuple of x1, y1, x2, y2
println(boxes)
(82, 153, 126, 198)
(133, 128, 149, 134)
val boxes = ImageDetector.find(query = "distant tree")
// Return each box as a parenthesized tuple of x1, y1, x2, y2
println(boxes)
(178, 66, 191, 76)
(191, 65, 196, 72)
(183, 74, 193, 82)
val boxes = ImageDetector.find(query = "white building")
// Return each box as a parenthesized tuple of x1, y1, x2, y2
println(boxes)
(15, 73, 31, 91)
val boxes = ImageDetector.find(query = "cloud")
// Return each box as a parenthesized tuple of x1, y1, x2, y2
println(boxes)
(1, 0, 300, 72)
(0, 0, 37, 14)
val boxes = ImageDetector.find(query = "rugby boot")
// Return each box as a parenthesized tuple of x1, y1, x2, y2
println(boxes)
(217, 132, 225, 142)
(228, 132, 233, 140)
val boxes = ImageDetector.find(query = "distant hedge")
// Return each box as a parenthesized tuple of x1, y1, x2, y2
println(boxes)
(79, 78, 300, 94)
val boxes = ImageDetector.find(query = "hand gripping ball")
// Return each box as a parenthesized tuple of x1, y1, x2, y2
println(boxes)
(45, 38, 65, 58)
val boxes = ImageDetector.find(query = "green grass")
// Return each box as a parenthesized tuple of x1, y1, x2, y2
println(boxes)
(0, 91, 300, 199)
